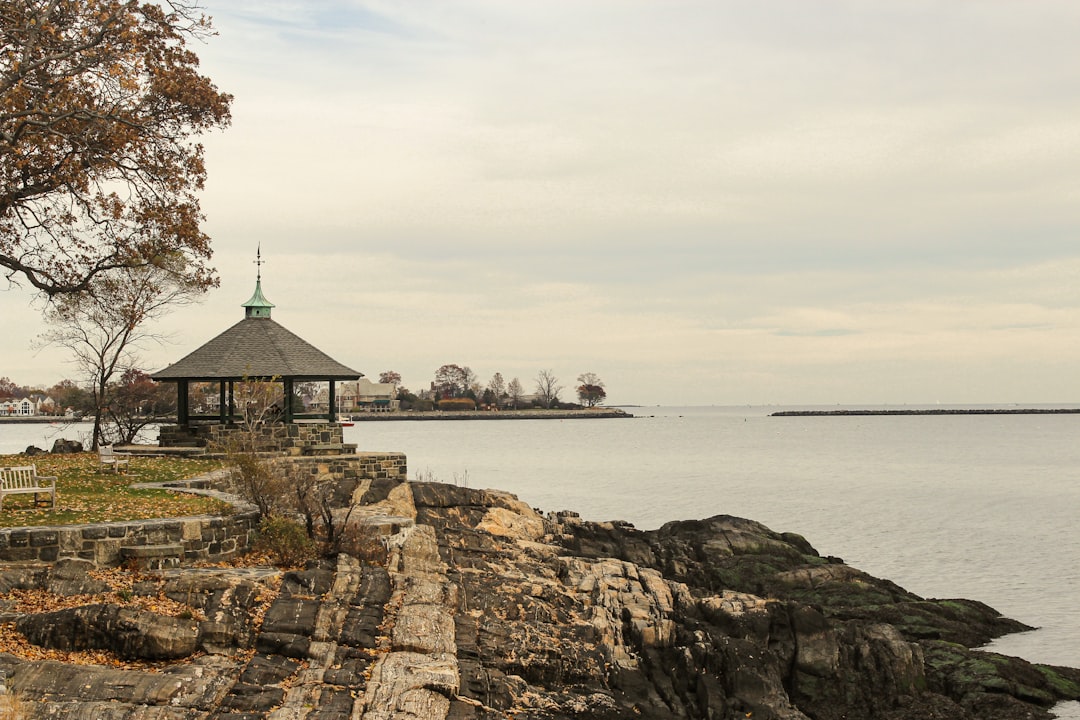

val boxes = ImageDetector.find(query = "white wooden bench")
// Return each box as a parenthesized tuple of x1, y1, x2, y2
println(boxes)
(98, 445, 131, 474)
(0, 464, 57, 510)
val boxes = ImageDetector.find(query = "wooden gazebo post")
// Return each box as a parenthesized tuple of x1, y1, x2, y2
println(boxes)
(283, 378, 294, 424)
(177, 380, 190, 425)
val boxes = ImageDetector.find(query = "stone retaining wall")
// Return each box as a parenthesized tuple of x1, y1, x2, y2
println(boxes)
(0, 453, 407, 568)
(0, 512, 259, 566)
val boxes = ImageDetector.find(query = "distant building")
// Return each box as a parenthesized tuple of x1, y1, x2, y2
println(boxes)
(33, 395, 57, 415)
(1, 397, 47, 416)
(353, 378, 397, 411)
(312, 378, 398, 413)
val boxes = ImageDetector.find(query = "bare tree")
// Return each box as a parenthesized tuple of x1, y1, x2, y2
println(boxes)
(577, 372, 604, 388)
(290, 464, 361, 553)
(534, 370, 563, 409)
(487, 372, 506, 401)
(378, 370, 402, 385)
(0, 0, 232, 298)
(507, 378, 524, 409)
(37, 258, 208, 448)
(295, 381, 320, 408)
(463, 366, 478, 397)
(104, 368, 175, 444)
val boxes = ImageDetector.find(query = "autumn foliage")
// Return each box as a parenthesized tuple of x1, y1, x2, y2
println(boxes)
(576, 372, 607, 407)
(0, 0, 232, 296)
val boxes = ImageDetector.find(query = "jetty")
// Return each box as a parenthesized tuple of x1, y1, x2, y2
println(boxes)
(772, 408, 1080, 417)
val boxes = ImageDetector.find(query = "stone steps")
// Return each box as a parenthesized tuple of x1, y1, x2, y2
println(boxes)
(118, 544, 185, 570)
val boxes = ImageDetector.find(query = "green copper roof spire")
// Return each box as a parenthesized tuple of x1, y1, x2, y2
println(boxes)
(242, 245, 275, 319)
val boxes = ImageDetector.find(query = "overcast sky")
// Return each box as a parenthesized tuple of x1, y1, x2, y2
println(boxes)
(6, 1, 1080, 406)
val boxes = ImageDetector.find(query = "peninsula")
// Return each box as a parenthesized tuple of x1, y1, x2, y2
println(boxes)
(346, 408, 633, 421)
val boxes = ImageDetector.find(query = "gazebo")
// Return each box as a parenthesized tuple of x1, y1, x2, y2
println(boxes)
(151, 261, 362, 452)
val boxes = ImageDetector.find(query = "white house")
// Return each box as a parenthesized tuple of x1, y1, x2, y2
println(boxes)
(3, 398, 37, 416)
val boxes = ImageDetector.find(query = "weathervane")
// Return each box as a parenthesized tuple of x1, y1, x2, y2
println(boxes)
(254, 244, 264, 282)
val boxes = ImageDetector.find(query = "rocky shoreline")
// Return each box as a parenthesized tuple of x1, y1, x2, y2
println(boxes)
(0, 471, 1078, 718)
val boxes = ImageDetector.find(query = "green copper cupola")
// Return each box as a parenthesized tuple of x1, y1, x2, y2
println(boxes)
(242, 246, 275, 319)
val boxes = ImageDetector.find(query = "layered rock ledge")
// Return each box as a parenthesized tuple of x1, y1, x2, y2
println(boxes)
(0, 475, 1078, 719)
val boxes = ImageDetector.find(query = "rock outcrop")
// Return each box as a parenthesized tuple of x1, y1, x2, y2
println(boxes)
(49, 438, 83, 454)
(0, 477, 1078, 719)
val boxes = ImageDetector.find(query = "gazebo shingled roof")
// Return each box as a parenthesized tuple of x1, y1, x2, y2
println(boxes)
(150, 317, 361, 381)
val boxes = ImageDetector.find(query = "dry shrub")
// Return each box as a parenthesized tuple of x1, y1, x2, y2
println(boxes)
(225, 444, 289, 519)
(253, 515, 316, 567)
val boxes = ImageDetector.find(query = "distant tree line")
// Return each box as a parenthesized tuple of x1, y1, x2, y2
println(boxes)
(376, 367, 607, 411)
(0, 371, 174, 444)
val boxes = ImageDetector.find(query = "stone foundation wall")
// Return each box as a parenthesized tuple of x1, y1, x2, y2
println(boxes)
(0, 512, 259, 566)
(284, 453, 407, 482)
(159, 422, 351, 455)
(0, 453, 406, 567)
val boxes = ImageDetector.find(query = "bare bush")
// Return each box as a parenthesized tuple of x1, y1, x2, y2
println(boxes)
(223, 377, 290, 518)
(253, 515, 316, 567)
(228, 451, 287, 519)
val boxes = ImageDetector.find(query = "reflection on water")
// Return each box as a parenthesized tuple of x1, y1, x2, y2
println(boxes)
(0, 421, 161, 453)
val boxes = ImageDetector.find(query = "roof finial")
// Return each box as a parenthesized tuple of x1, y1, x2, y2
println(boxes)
(254, 243, 264, 282)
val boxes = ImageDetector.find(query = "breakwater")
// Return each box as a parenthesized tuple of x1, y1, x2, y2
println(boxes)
(772, 408, 1080, 417)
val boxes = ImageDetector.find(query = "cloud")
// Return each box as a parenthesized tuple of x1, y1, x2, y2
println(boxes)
(5, 1, 1080, 406)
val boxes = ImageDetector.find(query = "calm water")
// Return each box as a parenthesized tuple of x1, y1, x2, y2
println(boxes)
(342, 408, 1080, 664)
(3, 408, 1079, 715)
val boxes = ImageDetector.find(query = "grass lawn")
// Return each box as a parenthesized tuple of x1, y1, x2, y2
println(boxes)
(0, 452, 232, 528)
